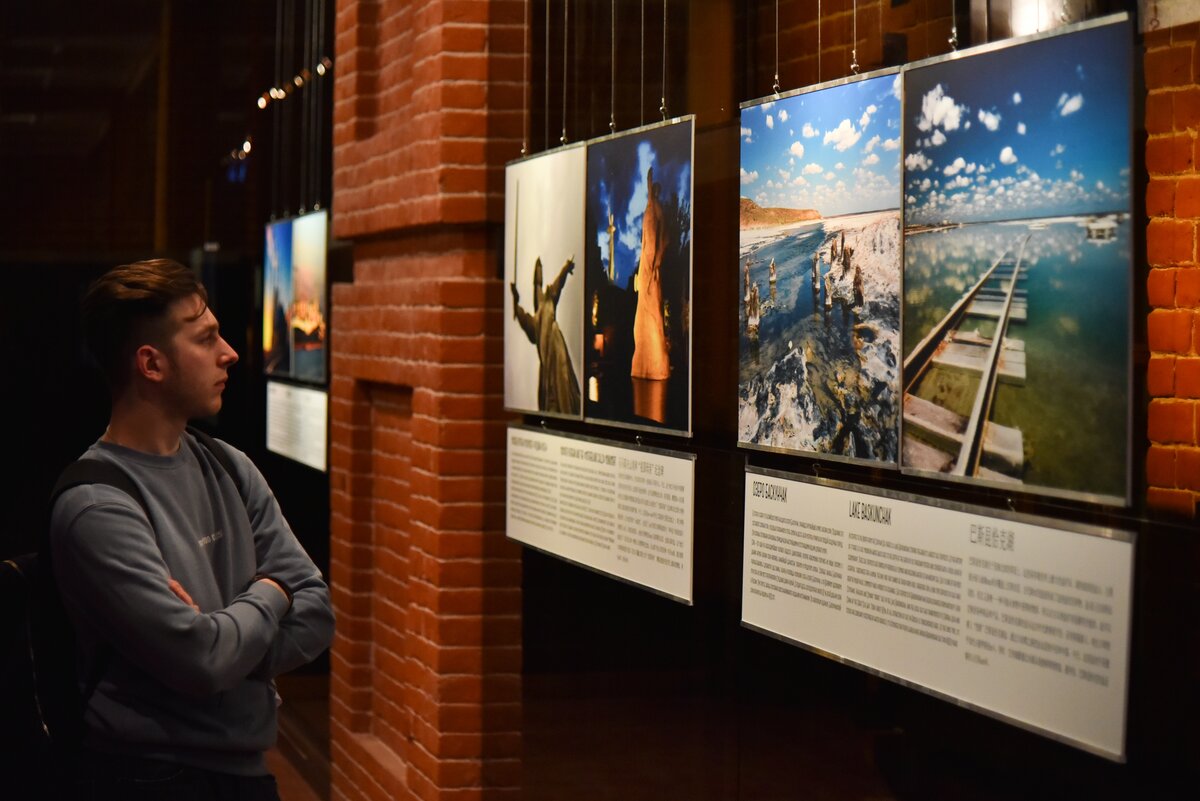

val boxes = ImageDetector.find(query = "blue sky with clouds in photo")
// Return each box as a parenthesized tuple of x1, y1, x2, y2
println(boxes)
(903, 21, 1131, 225)
(740, 73, 902, 218)
(590, 122, 692, 290)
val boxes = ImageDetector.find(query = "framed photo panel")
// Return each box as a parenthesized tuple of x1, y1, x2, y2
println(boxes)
(584, 117, 694, 435)
(738, 70, 903, 466)
(900, 15, 1132, 505)
(261, 209, 329, 385)
(504, 145, 588, 419)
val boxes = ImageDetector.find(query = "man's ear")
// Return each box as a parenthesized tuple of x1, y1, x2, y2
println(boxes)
(134, 344, 168, 383)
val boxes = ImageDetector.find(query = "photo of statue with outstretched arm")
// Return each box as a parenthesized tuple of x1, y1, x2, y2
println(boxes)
(511, 256, 582, 415)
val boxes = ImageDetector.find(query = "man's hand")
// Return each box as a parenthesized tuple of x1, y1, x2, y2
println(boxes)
(168, 578, 200, 613)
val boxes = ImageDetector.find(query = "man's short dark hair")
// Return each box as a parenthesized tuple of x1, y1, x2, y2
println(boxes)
(82, 259, 209, 390)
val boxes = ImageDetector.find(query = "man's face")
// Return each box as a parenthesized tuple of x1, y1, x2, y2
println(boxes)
(159, 294, 239, 420)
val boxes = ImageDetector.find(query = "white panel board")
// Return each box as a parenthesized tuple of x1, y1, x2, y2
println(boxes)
(742, 467, 1133, 760)
(266, 380, 328, 472)
(507, 425, 695, 603)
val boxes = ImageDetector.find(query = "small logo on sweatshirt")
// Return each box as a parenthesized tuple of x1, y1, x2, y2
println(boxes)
(197, 530, 225, 548)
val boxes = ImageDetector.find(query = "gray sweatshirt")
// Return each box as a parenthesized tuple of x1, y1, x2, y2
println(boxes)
(49, 433, 335, 775)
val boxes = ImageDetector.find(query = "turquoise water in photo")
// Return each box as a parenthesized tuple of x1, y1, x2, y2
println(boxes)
(904, 218, 1130, 499)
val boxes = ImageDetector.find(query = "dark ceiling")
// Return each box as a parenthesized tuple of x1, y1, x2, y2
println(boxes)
(0, 0, 283, 262)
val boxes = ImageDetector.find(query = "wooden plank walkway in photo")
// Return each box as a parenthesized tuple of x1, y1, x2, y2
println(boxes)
(903, 234, 1032, 481)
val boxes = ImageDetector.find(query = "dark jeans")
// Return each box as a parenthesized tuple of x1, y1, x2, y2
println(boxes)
(78, 751, 280, 801)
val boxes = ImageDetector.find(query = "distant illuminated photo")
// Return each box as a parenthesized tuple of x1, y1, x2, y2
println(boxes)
(289, 210, 328, 384)
(262, 218, 293, 376)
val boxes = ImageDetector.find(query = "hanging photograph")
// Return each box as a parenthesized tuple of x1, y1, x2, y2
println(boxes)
(584, 117, 694, 435)
(901, 16, 1132, 504)
(738, 71, 903, 466)
(262, 217, 294, 376)
(504, 145, 587, 419)
(290, 209, 329, 384)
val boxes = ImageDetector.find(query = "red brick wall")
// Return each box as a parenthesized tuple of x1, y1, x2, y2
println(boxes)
(330, 2, 523, 800)
(1145, 22, 1200, 518)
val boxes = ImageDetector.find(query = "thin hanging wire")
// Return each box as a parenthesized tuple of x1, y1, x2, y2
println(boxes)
(522, 0, 529, 154)
(544, 0, 549, 150)
(640, 0, 645, 126)
(610, 0, 616, 133)
(816, 0, 821, 84)
(949, 0, 959, 50)
(271, 0, 282, 218)
(850, 0, 859, 74)
(772, 0, 780, 95)
(660, 0, 667, 120)
(560, 0, 568, 144)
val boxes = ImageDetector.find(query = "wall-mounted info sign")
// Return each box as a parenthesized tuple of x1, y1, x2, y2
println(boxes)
(741, 467, 1133, 760)
(507, 425, 695, 603)
(266, 380, 328, 472)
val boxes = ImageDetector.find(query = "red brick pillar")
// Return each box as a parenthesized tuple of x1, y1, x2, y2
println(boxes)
(329, 2, 523, 799)
(1145, 23, 1200, 517)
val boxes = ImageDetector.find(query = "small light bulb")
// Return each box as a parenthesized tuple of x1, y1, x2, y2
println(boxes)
(257, 96, 268, 109)
(293, 75, 304, 87)
(242, 139, 252, 154)
(316, 63, 326, 76)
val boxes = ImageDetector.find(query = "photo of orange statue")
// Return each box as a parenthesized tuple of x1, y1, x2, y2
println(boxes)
(630, 167, 670, 381)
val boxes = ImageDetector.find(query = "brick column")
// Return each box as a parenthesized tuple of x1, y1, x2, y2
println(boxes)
(329, 2, 523, 800)
(1145, 22, 1200, 517)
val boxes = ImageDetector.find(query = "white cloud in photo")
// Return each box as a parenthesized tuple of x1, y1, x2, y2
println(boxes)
(1057, 93, 1084, 116)
(790, 141, 805, 159)
(905, 151, 932, 171)
(882, 137, 900, 151)
(919, 178, 932, 191)
(778, 169, 790, 180)
(779, 109, 789, 123)
(741, 126, 753, 142)
(862, 153, 880, 166)
(792, 175, 807, 186)
(824, 119, 862, 152)
(835, 162, 844, 170)
(1051, 143, 1066, 156)
(944, 156, 967, 176)
(999, 146, 1018, 165)
(859, 104, 877, 129)
(766, 115, 775, 130)
(740, 168, 758, 185)
(802, 122, 819, 138)
(1013, 92, 1022, 105)
(1070, 169, 1084, 182)
(892, 74, 902, 99)
(761, 101, 775, 111)
(824, 172, 836, 181)
(917, 84, 965, 132)
(803, 162, 824, 174)
(864, 135, 881, 153)
(947, 175, 971, 189)
(930, 129, 947, 147)
(1017, 122, 1026, 135)
(978, 109, 1001, 131)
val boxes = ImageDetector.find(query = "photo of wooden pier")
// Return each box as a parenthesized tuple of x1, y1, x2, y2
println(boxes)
(903, 234, 1030, 482)
(900, 19, 1131, 503)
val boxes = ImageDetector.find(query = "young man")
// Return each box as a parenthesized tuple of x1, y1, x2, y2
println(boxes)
(49, 259, 335, 799)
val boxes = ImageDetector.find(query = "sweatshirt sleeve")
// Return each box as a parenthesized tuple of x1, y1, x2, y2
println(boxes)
(226, 445, 335, 678)
(51, 485, 292, 696)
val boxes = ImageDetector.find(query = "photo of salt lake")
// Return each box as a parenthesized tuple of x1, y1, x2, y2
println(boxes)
(738, 71, 903, 465)
(902, 217, 1129, 501)
(900, 19, 1132, 502)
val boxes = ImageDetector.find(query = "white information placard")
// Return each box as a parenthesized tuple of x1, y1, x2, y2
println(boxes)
(507, 425, 695, 603)
(266, 380, 328, 472)
(742, 468, 1134, 760)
